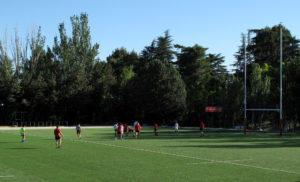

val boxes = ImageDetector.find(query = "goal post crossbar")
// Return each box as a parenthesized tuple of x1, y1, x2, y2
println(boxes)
(244, 28, 283, 136)
(246, 109, 280, 111)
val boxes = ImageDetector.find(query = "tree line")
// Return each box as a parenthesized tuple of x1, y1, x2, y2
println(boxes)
(0, 13, 299, 129)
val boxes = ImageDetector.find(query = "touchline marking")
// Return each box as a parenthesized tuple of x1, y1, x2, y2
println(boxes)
(7, 132, 300, 176)
(77, 140, 300, 176)
(224, 161, 300, 175)
(188, 159, 253, 165)
(84, 140, 221, 163)
(0, 176, 14, 178)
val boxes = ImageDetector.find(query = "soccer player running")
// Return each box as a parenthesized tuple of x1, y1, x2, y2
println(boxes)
(20, 125, 26, 143)
(200, 121, 205, 136)
(135, 122, 141, 139)
(54, 125, 64, 149)
(174, 121, 179, 135)
(76, 123, 82, 139)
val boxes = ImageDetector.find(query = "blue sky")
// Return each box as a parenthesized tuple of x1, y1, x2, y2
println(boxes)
(1, 0, 300, 71)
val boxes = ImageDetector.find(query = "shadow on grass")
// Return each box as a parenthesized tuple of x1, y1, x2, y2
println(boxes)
(92, 129, 209, 139)
(0, 141, 25, 144)
(94, 129, 298, 139)
(88, 129, 300, 149)
(0, 142, 10, 143)
(6, 147, 38, 150)
(165, 141, 300, 149)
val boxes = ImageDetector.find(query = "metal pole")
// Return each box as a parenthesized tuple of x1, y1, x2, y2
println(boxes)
(247, 108, 280, 111)
(244, 34, 247, 135)
(280, 27, 283, 136)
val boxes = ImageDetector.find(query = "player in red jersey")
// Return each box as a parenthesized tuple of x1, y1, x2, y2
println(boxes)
(200, 121, 205, 136)
(54, 125, 64, 148)
(154, 123, 158, 136)
(118, 123, 124, 140)
(124, 124, 128, 137)
(128, 127, 134, 136)
(135, 122, 141, 139)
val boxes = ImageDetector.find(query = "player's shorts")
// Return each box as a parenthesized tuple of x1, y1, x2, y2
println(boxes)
(55, 136, 61, 140)
(21, 134, 25, 137)
(77, 130, 81, 134)
(136, 130, 140, 132)
(117, 131, 121, 135)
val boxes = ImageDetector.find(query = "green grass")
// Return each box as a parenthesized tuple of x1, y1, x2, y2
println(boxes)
(0, 127, 300, 182)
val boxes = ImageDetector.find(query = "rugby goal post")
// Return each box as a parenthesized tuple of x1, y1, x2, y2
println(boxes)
(243, 28, 283, 136)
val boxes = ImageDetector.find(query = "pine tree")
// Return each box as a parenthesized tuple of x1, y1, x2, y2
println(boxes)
(175, 44, 211, 125)
(127, 59, 186, 123)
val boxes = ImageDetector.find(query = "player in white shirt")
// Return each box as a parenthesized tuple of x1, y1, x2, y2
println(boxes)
(174, 121, 179, 135)
(113, 122, 118, 137)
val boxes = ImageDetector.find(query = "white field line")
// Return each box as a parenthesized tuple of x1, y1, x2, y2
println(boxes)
(81, 140, 222, 163)
(223, 161, 300, 175)
(0, 132, 229, 163)
(77, 140, 300, 176)
(0, 176, 14, 178)
(3, 132, 300, 176)
(188, 159, 253, 165)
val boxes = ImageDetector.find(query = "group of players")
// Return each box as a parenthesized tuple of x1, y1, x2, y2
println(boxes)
(19, 124, 81, 149)
(113, 121, 141, 140)
(53, 124, 82, 148)
(112, 120, 205, 139)
(19, 121, 205, 148)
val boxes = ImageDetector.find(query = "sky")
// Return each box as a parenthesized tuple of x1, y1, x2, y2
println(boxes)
(1, 0, 300, 71)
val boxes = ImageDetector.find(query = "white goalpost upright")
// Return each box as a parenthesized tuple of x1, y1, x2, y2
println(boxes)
(280, 27, 283, 136)
(244, 27, 283, 136)
(244, 34, 247, 135)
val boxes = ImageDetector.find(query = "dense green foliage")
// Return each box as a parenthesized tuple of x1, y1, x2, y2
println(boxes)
(234, 25, 300, 130)
(0, 128, 300, 181)
(1, 14, 300, 128)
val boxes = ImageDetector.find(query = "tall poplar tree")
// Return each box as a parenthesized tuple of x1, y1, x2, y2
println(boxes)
(53, 13, 99, 123)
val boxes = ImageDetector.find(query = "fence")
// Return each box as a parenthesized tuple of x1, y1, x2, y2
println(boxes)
(12, 121, 69, 127)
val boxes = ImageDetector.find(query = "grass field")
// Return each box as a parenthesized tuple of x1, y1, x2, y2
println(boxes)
(0, 127, 300, 182)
